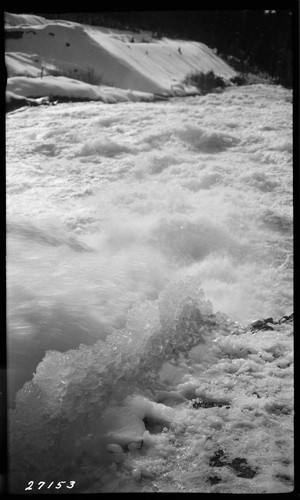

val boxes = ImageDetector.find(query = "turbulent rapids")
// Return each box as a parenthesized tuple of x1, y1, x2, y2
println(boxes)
(6, 83, 293, 493)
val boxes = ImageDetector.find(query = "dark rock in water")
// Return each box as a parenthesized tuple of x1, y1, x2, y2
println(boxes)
(263, 317, 273, 324)
(279, 316, 289, 323)
(249, 313, 293, 331)
(192, 398, 229, 409)
(252, 391, 261, 398)
(250, 319, 265, 329)
(209, 449, 227, 467)
(207, 475, 222, 485)
(275, 473, 293, 485)
(229, 457, 258, 478)
(209, 451, 258, 479)
(278, 313, 294, 324)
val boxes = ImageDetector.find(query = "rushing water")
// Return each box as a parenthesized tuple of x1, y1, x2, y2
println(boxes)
(6, 84, 293, 492)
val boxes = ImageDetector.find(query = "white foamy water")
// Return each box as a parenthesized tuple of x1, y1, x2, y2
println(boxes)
(6, 84, 293, 493)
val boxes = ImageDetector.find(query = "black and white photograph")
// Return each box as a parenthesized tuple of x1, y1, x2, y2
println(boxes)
(4, 6, 295, 494)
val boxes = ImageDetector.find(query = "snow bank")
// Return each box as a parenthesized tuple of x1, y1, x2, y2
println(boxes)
(6, 76, 156, 104)
(5, 11, 236, 104)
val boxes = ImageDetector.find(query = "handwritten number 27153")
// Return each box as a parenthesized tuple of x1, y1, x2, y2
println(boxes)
(25, 481, 75, 490)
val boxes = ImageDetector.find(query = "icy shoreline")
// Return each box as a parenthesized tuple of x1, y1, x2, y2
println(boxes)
(6, 83, 201, 113)
(9, 304, 294, 494)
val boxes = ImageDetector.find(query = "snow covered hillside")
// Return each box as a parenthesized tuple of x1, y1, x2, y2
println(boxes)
(5, 12, 236, 107)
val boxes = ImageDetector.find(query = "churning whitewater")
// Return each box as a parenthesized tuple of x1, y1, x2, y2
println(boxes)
(6, 83, 293, 493)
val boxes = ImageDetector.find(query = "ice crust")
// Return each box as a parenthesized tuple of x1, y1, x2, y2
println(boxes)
(9, 276, 231, 490)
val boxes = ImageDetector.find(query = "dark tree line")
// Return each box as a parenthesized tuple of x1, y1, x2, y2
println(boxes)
(31, 10, 293, 87)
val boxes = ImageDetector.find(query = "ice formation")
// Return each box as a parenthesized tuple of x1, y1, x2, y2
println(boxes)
(9, 277, 231, 489)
